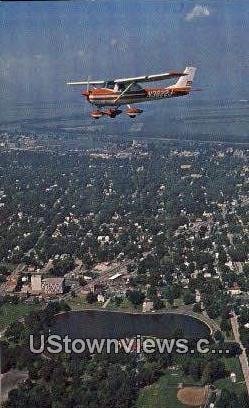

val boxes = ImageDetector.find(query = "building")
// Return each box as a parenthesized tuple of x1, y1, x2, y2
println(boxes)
(4, 276, 17, 293)
(142, 299, 154, 313)
(41, 277, 65, 295)
(195, 290, 201, 303)
(227, 283, 241, 296)
(109, 273, 123, 281)
(31, 274, 42, 293)
(97, 294, 105, 303)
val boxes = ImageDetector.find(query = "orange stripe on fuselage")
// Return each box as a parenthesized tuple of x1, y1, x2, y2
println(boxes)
(87, 87, 190, 106)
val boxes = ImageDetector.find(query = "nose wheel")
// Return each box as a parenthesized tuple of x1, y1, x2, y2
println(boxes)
(90, 108, 122, 119)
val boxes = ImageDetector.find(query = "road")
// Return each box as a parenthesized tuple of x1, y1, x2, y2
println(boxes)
(79, 260, 131, 292)
(102, 298, 111, 308)
(63, 260, 132, 300)
(0, 369, 28, 404)
(166, 306, 220, 336)
(230, 313, 249, 397)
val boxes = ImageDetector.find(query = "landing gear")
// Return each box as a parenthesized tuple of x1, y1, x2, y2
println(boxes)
(125, 106, 143, 118)
(90, 110, 103, 119)
(90, 106, 143, 119)
(102, 108, 122, 118)
(90, 108, 122, 119)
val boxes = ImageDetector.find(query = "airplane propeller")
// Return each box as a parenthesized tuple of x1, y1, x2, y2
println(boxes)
(87, 75, 90, 92)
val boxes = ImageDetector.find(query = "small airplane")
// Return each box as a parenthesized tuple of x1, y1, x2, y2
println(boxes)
(67, 66, 196, 119)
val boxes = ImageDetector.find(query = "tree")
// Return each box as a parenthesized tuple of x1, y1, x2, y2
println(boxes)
(201, 359, 227, 384)
(5, 321, 26, 343)
(221, 342, 241, 357)
(220, 318, 231, 335)
(240, 327, 249, 349)
(0, 341, 15, 373)
(216, 389, 239, 408)
(0, 264, 11, 276)
(238, 391, 249, 408)
(126, 290, 145, 306)
(0, 274, 6, 284)
(6, 384, 52, 408)
(79, 277, 87, 287)
(153, 297, 164, 310)
(183, 290, 195, 305)
(193, 303, 202, 313)
(163, 287, 175, 306)
(213, 330, 225, 344)
(86, 292, 97, 304)
(189, 360, 205, 381)
(137, 362, 162, 386)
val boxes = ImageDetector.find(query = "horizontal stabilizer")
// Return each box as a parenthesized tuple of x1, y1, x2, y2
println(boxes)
(172, 66, 197, 88)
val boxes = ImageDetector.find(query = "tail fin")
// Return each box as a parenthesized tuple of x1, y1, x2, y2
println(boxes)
(173, 66, 196, 88)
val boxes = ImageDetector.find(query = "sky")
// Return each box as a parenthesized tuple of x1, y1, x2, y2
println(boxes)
(0, 0, 249, 139)
(1, 0, 249, 101)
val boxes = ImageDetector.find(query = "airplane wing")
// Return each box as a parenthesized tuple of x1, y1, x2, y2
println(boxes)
(67, 80, 105, 86)
(113, 71, 186, 103)
(67, 72, 186, 86)
(114, 71, 186, 84)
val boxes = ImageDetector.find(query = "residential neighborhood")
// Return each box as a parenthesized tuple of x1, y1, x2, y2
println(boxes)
(0, 133, 248, 407)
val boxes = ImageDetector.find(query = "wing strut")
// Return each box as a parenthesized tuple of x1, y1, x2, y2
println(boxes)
(114, 82, 135, 103)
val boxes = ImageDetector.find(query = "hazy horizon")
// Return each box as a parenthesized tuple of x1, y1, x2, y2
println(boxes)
(1, 0, 249, 141)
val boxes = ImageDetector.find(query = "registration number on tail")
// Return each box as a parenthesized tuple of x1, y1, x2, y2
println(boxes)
(147, 90, 172, 98)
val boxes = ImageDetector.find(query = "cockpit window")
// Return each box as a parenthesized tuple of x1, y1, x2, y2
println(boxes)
(118, 83, 126, 92)
(129, 83, 143, 91)
(104, 81, 115, 89)
(104, 81, 143, 92)
(118, 83, 143, 92)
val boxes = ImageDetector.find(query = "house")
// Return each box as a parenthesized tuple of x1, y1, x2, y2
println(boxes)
(109, 273, 123, 281)
(42, 277, 65, 295)
(227, 283, 241, 296)
(180, 164, 191, 169)
(195, 290, 201, 303)
(142, 299, 154, 313)
(97, 294, 105, 303)
(4, 276, 18, 293)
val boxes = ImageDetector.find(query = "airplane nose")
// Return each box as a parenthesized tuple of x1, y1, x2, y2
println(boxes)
(81, 90, 90, 97)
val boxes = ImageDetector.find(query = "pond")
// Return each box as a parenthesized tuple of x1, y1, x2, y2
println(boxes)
(51, 310, 211, 340)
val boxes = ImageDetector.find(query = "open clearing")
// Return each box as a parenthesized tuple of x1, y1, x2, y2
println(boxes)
(177, 386, 209, 407)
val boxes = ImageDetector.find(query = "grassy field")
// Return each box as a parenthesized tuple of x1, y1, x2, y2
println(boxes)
(67, 295, 184, 313)
(103, 297, 143, 312)
(0, 302, 40, 330)
(66, 295, 99, 310)
(215, 356, 246, 395)
(64, 295, 141, 312)
(136, 369, 186, 408)
(136, 357, 246, 408)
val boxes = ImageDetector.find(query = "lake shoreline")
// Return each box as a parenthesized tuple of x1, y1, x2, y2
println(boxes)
(52, 309, 212, 340)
